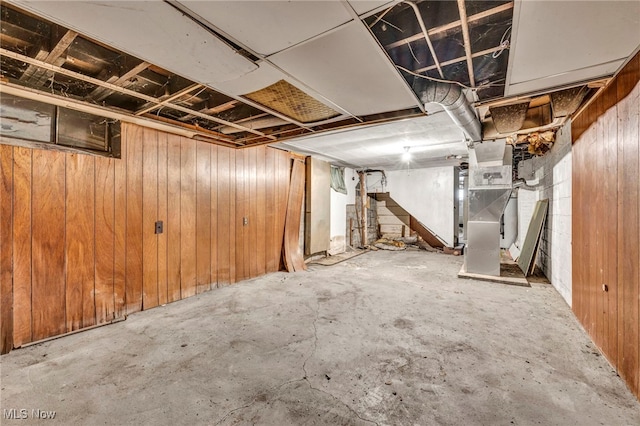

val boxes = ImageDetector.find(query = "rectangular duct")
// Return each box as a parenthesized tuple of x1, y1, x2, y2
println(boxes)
(464, 140, 512, 276)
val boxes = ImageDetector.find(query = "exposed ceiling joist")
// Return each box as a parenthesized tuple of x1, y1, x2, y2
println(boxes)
(0, 47, 274, 139)
(456, 0, 475, 87)
(135, 83, 203, 116)
(385, 1, 514, 50)
(178, 99, 238, 122)
(0, 81, 237, 146)
(19, 29, 77, 85)
(89, 60, 151, 102)
(413, 45, 509, 75)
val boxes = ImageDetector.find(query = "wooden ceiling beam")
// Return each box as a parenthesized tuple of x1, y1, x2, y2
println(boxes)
(384, 1, 514, 51)
(89, 60, 151, 101)
(135, 83, 203, 116)
(0, 81, 236, 145)
(456, 0, 476, 87)
(0, 47, 275, 139)
(412, 45, 509, 75)
(177, 100, 239, 122)
(20, 30, 78, 86)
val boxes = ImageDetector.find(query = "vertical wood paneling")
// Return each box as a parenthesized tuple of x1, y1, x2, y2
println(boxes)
(32, 149, 66, 340)
(157, 132, 169, 306)
(113, 136, 127, 318)
(180, 137, 197, 298)
(604, 84, 619, 363)
(95, 156, 115, 324)
(617, 54, 639, 396)
(256, 146, 267, 275)
(12, 147, 31, 346)
(142, 128, 159, 310)
(65, 154, 96, 331)
(166, 134, 182, 302)
(234, 148, 246, 282)
(249, 149, 258, 278)
(0, 145, 14, 353)
(3, 123, 293, 352)
(573, 52, 640, 399)
(125, 125, 144, 315)
(587, 105, 597, 337)
(196, 142, 211, 293)
(265, 147, 277, 273)
(210, 145, 218, 287)
(218, 146, 232, 284)
(595, 94, 605, 349)
(228, 149, 237, 283)
(243, 150, 251, 279)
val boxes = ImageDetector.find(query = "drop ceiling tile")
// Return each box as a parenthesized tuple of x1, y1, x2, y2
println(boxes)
(348, 1, 395, 16)
(507, 0, 640, 95)
(270, 21, 420, 116)
(8, 0, 257, 85)
(275, 113, 466, 170)
(177, 0, 353, 56)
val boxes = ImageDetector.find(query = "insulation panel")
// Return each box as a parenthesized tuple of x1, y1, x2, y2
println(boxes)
(244, 80, 339, 123)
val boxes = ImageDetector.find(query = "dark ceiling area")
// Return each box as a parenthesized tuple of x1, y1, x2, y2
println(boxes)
(1, 0, 635, 161)
(366, 0, 513, 101)
(0, 1, 515, 149)
(0, 3, 311, 146)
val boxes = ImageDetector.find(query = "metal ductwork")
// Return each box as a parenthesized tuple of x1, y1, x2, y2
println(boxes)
(464, 140, 513, 276)
(413, 80, 482, 142)
(489, 102, 529, 134)
(550, 86, 588, 119)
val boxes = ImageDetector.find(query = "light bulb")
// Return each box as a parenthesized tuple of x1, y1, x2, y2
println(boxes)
(402, 146, 411, 162)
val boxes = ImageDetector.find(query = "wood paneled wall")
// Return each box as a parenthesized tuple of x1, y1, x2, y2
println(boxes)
(0, 123, 292, 353)
(572, 52, 639, 399)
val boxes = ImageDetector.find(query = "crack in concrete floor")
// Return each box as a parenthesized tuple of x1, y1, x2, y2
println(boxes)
(2, 251, 639, 425)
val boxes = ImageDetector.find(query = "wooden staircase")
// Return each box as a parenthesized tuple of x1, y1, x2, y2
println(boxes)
(371, 193, 446, 248)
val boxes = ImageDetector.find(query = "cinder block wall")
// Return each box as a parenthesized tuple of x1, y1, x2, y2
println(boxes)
(518, 121, 572, 305)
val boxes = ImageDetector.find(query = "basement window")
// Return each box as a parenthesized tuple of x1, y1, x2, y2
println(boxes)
(0, 93, 120, 157)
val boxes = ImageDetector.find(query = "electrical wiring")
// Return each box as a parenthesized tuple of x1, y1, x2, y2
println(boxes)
(407, 40, 421, 65)
(396, 65, 505, 90)
(368, 5, 395, 29)
(492, 26, 512, 59)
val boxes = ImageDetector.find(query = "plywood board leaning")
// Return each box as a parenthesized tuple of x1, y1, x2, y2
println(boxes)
(283, 158, 307, 272)
(517, 199, 549, 276)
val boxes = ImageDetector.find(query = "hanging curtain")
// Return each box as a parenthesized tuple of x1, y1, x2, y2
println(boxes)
(330, 165, 347, 194)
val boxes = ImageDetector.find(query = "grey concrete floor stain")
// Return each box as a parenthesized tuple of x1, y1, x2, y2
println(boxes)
(1, 251, 639, 425)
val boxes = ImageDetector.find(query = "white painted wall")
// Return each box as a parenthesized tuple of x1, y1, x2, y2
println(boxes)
(329, 167, 357, 254)
(517, 121, 572, 305)
(383, 167, 455, 247)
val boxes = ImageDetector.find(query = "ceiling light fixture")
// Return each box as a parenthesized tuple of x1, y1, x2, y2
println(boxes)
(402, 146, 411, 162)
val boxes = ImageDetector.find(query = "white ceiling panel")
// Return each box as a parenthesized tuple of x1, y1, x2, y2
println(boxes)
(507, 0, 640, 96)
(275, 112, 467, 170)
(177, 0, 353, 56)
(270, 21, 420, 117)
(212, 61, 286, 96)
(347, 0, 395, 16)
(8, 0, 257, 85)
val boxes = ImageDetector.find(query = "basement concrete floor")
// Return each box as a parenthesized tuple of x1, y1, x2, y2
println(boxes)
(1, 251, 639, 425)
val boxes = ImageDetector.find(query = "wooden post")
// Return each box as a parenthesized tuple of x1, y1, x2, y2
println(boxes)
(359, 171, 368, 246)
